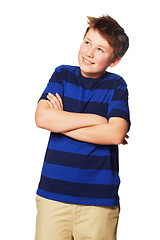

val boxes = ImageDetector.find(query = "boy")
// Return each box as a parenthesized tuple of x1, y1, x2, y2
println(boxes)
(35, 15, 130, 240)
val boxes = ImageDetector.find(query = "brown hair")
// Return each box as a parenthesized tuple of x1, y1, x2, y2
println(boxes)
(84, 15, 129, 60)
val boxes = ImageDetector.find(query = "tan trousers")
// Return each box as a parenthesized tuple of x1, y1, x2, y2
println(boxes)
(35, 195, 120, 240)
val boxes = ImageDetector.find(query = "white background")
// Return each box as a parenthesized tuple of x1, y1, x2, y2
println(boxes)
(1, 0, 160, 239)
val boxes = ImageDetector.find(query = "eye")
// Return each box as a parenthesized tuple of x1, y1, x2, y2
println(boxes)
(97, 48, 103, 52)
(85, 41, 90, 45)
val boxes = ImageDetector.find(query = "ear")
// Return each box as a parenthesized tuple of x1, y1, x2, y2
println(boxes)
(109, 57, 121, 68)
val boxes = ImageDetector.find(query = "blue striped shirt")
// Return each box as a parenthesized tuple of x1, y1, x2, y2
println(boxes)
(37, 65, 130, 206)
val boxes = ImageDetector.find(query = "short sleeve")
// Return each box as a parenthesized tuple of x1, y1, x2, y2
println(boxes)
(38, 66, 64, 102)
(107, 78, 131, 131)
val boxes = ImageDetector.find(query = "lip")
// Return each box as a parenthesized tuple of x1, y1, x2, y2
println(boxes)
(82, 57, 94, 65)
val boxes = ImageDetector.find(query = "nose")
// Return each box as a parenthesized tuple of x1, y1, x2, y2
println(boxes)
(86, 47, 94, 58)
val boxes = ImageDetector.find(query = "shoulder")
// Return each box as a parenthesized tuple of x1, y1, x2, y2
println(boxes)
(55, 65, 79, 75)
(105, 71, 128, 90)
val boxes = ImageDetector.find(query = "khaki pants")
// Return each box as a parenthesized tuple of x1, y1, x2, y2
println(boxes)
(35, 195, 120, 240)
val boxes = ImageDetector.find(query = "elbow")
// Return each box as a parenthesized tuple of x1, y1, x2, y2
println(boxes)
(35, 100, 56, 131)
(35, 108, 47, 129)
(35, 114, 44, 129)
(35, 110, 60, 132)
(35, 104, 46, 129)
(107, 119, 128, 145)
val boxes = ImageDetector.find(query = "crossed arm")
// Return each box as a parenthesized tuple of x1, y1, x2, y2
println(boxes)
(35, 93, 129, 145)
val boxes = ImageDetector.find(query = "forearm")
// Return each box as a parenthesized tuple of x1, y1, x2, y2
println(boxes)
(63, 124, 116, 145)
(37, 93, 128, 145)
(35, 100, 107, 133)
(63, 118, 128, 145)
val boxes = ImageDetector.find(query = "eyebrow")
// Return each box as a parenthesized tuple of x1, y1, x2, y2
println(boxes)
(84, 37, 91, 42)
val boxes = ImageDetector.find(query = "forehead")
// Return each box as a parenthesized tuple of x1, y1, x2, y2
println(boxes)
(85, 28, 111, 49)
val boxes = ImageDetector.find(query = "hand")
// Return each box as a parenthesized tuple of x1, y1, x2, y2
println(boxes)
(121, 134, 129, 145)
(47, 92, 63, 110)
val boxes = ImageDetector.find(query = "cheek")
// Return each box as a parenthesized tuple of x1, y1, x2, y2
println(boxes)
(96, 55, 109, 68)
(78, 44, 86, 55)
(78, 45, 83, 59)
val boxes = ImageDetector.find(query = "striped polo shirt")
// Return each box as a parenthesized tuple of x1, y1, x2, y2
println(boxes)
(36, 65, 130, 206)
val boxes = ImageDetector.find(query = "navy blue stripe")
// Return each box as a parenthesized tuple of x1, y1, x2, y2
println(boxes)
(55, 66, 122, 90)
(111, 88, 128, 101)
(49, 71, 64, 85)
(55, 65, 78, 75)
(108, 108, 131, 129)
(41, 163, 120, 185)
(44, 148, 119, 171)
(39, 91, 109, 118)
(39, 92, 48, 101)
(47, 133, 111, 156)
(38, 175, 119, 199)
(66, 75, 121, 90)
(63, 96, 108, 118)
(63, 82, 115, 102)
(37, 189, 119, 206)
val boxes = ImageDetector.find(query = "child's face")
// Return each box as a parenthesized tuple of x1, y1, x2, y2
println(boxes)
(78, 28, 115, 78)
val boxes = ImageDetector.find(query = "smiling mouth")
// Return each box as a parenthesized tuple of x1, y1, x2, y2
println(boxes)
(82, 57, 94, 65)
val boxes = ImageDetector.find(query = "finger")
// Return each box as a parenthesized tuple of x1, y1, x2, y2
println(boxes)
(47, 95, 58, 109)
(47, 93, 60, 109)
(56, 93, 63, 110)
(47, 100, 54, 108)
(121, 139, 128, 145)
(50, 93, 62, 109)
